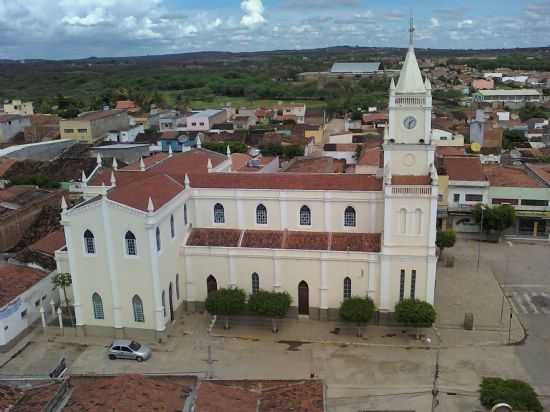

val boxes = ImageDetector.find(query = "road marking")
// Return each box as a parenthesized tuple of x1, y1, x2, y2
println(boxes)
(511, 291, 529, 314)
(523, 292, 539, 314)
(502, 284, 550, 288)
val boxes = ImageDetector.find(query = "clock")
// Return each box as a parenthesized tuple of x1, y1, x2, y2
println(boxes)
(403, 116, 417, 130)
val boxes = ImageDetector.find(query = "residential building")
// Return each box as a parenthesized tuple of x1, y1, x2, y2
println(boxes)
(472, 79, 494, 90)
(60, 110, 129, 143)
(56, 30, 438, 338)
(106, 124, 145, 143)
(473, 89, 542, 104)
(470, 110, 503, 149)
(234, 114, 258, 130)
(115, 100, 140, 113)
(3, 100, 34, 116)
(186, 110, 227, 131)
(431, 129, 465, 147)
(273, 103, 306, 124)
(24, 114, 61, 142)
(0, 115, 31, 143)
(0, 264, 59, 349)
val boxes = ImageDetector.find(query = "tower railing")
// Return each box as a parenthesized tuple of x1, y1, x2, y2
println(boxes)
(394, 96, 426, 105)
(390, 185, 432, 196)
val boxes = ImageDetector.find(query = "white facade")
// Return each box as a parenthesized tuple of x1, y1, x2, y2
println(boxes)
(0, 115, 31, 143)
(106, 124, 145, 143)
(186, 110, 227, 131)
(57, 32, 438, 337)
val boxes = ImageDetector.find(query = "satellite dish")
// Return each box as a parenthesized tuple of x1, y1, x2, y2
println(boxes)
(471, 143, 481, 152)
(491, 403, 512, 412)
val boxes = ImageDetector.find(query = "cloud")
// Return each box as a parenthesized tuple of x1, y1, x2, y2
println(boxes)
(281, 0, 360, 9)
(240, 0, 265, 27)
(457, 19, 473, 28)
(430, 17, 440, 28)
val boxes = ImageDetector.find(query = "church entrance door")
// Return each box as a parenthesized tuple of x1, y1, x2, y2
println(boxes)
(298, 281, 309, 315)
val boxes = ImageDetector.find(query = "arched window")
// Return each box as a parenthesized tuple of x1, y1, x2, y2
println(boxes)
(170, 214, 175, 238)
(84, 229, 95, 254)
(132, 295, 144, 322)
(400, 209, 407, 234)
(251, 272, 260, 294)
(125, 231, 137, 255)
(344, 206, 356, 227)
(92, 292, 104, 319)
(256, 204, 267, 225)
(214, 203, 225, 224)
(343, 277, 352, 299)
(155, 227, 161, 252)
(415, 208, 422, 235)
(176, 274, 180, 300)
(161, 290, 166, 318)
(299, 205, 311, 226)
(184, 203, 188, 225)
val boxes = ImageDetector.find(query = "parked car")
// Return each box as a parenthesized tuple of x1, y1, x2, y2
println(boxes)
(108, 340, 152, 362)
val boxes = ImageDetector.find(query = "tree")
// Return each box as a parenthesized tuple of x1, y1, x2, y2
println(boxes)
(473, 204, 516, 239)
(395, 299, 436, 339)
(436, 230, 456, 257)
(519, 103, 548, 121)
(480, 377, 542, 412)
(339, 296, 376, 337)
(503, 129, 527, 149)
(205, 288, 246, 329)
(248, 290, 292, 333)
(52, 272, 74, 325)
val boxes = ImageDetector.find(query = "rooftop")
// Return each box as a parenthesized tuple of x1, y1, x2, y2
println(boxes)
(188, 109, 224, 119)
(29, 230, 66, 256)
(330, 62, 382, 73)
(525, 163, 550, 186)
(188, 228, 381, 252)
(71, 109, 126, 122)
(283, 157, 345, 173)
(0, 264, 49, 307)
(444, 156, 487, 182)
(483, 165, 544, 188)
(477, 89, 541, 96)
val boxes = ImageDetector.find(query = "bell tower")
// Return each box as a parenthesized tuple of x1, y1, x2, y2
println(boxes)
(384, 18, 434, 176)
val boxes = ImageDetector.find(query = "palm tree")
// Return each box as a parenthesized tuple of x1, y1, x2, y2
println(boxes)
(52, 272, 74, 326)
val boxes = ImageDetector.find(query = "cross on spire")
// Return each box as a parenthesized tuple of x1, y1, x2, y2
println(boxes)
(409, 16, 415, 46)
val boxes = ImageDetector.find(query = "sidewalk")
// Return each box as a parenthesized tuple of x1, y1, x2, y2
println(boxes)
(435, 240, 525, 345)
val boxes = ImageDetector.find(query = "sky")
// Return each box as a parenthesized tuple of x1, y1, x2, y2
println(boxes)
(0, 0, 549, 60)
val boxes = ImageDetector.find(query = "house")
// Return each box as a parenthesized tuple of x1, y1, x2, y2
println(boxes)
(431, 129, 465, 147)
(24, 114, 61, 142)
(484, 165, 550, 237)
(106, 124, 145, 143)
(234, 114, 258, 130)
(0, 114, 31, 143)
(502, 75, 529, 84)
(473, 89, 542, 104)
(472, 79, 494, 90)
(55, 31, 439, 338)
(273, 103, 306, 124)
(60, 110, 129, 143)
(186, 110, 227, 131)
(362, 113, 388, 129)
(115, 100, 140, 113)
(3, 99, 34, 116)
(0, 264, 58, 349)
(470, 110, 503, 148)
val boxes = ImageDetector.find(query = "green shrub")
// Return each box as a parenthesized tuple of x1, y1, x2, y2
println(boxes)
(480, 377, 542, 412)
(395, 299, 436, 327)
(248, 290, 292, 318)
(339, 296, 375, 324)
(205, 288, 246, 329)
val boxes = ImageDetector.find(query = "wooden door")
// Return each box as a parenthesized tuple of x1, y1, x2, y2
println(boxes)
(169, 283, 175, 322)
(207, 275, 217, 295)
(298, 281, 309, 315)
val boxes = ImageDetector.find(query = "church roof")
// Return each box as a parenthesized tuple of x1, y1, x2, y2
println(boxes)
(395, 46, 426, 94)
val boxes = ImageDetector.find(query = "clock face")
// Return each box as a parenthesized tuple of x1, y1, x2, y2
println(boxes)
(403, 116, 417, 130)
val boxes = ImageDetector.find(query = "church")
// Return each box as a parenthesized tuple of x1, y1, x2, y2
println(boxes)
(56, 29, 439, 339)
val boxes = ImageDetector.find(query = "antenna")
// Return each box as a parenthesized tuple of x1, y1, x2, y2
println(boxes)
(409, 15, 415, 46)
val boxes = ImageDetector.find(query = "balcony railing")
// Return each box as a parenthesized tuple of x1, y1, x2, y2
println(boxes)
(391, 186, 432, 196)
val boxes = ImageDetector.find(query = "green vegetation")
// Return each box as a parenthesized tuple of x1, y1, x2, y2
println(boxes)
(519, 104, 548, 121)
(205, 288, 247, 329)
(339, 296, 376, 336)
(395, 299, 436, 338)
(259, 143, 304, 159)
(480, 377, 542, 412)
(436, 230, 457, 256)
(473, 204, 516, 237)
(53, 272, 74, 325)
(202, 141, 248, 154)
(248, 290, 292, 332)
(503, 129, 527, 149)
(452, 55, 550, 71)
(10, 174, 60, 189)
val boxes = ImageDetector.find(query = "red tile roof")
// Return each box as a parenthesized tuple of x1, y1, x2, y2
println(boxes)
(231, 153, 252, 170)
(436, 146, 466, 157)
(0, 265, 48, 307)
(392, 175, 431, 185)
(443, 157, 487, 182)
(188, 229, 381, 252)
(159, 131, 179, 140)
(357, 146, 382, 166)
(108, 174, 184, 212)
(29, 230, 66, 256)
(0, 158, 17, 177)
(13, 382, 62, 412)
(525, 163, 550, 186)
(188, 173, 382, 191)
(186, 228, 242, 247)
(483, 165, 544, 188)
(283, 157, 345, 173)
(115, 100, 138, 110)
(195, 382, 257, 412)
(64, 375, 193, 412)
(362, 113, 388, 123)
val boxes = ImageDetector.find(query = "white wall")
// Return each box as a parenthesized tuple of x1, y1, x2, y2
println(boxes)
(0, 117, 31, 142)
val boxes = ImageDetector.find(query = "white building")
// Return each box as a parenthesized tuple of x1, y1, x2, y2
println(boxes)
(473, 89, 542, 104)
(0, 265, 59, 348)
(56, 29, 439, 339)
(186, 110, 227, 131)
(0, 115, 31, 143)
(3, 100, 34, 116)
(106, 124, 145, 143)
(273, 103, 306, 124)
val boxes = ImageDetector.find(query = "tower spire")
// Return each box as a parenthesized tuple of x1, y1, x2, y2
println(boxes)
(409, 16, 415, 47)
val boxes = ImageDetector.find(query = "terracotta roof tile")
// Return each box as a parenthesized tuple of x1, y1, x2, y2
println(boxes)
(285, 231, 328, 250)
(330, 232, 381, 252)
(260, 381, 324, 412)
(29, 230, 66, 256)
(525, 163, 550, 186)
(283, 157, 344, 173)
(0, 384, 22, 410)
(115, 100, 138, 110)
(0, 265, 48, 307)
(188, 173, 382, 191)
(241, 230, 284, 248)
(483, 165, 544, 188)
(186, 228, 242, 247)
(357, 146, 382, 166)
(392, 175, 431, 185)
(0, 158, 17, 178)
(436, 146, 466, 157)
(64, 375, 193, 412)
(159, 131, 179, 140)
(230, 153, 252, 170)
(443, 157, 487, 182)
(108, 174, 184, 212)
(14, 382, 62, 412)
(195, 382, 257, 412)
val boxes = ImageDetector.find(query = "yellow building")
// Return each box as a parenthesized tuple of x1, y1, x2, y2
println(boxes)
(3, 100, 34, 116)
(60, 110, 129, 143)
(305, 125, 324, 145)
